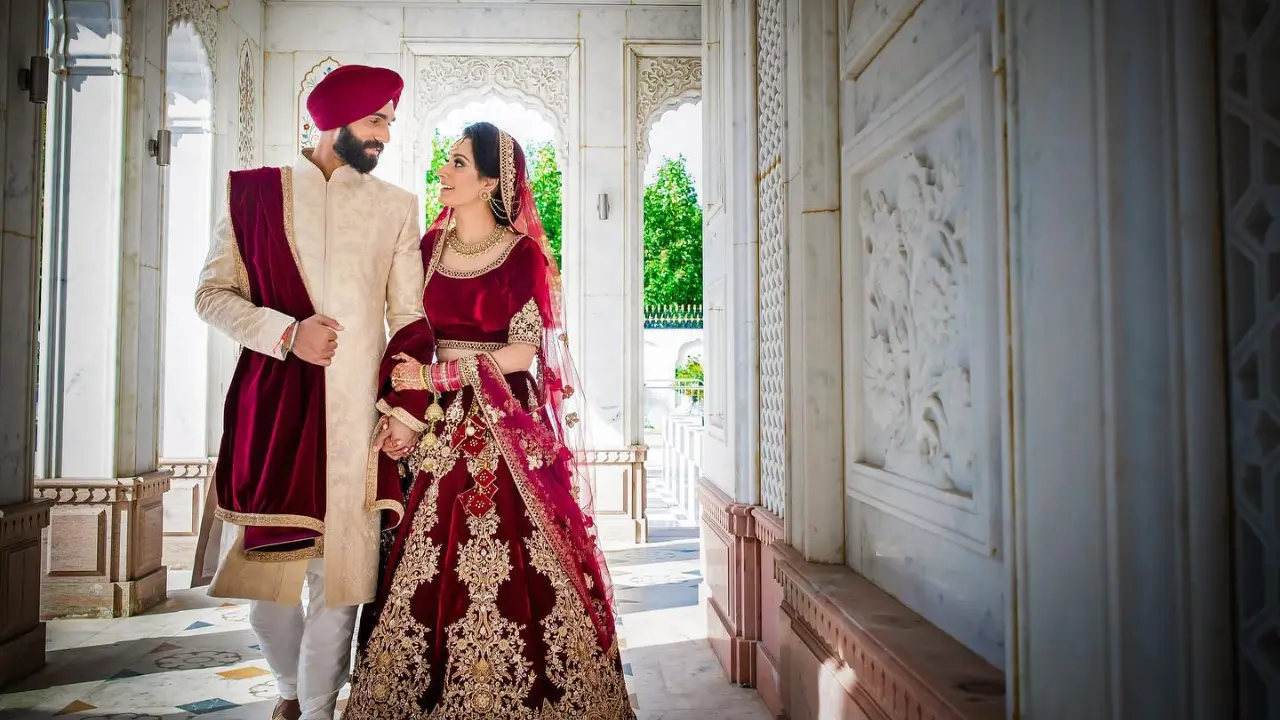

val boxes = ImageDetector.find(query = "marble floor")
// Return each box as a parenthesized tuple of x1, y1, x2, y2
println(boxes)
(0, 534, 769, 720)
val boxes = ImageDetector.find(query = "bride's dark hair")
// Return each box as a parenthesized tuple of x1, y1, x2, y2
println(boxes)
(461, 121, 521, 227)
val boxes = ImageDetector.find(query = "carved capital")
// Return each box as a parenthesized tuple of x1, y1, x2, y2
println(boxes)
(0, 499, 52, 543)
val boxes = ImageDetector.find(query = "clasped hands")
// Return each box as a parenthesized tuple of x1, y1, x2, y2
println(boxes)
(377, 354, 464, 460)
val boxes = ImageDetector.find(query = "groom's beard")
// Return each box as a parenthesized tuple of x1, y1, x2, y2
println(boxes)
(335, 126, 383, 174)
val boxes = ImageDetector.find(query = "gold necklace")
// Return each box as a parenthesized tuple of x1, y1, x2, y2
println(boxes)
(446, 224, 506, 256)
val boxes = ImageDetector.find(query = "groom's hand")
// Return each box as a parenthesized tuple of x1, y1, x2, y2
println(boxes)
(292, 314, 343, 366)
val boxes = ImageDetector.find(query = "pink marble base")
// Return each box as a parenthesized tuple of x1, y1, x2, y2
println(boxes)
(697, 478, 1005, 720)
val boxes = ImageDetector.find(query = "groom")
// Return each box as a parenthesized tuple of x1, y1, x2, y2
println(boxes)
(194, 65, 423, 720)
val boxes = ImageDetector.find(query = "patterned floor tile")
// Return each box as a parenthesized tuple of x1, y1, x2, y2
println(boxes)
(55, 699, 97, 715)
(215, 666, 271, 681)
(178, 698, 239, 715)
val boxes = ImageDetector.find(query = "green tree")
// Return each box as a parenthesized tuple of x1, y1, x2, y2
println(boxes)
(643, 155, 703, 306)
(423, 129, 456, 223)
(527, 142, 562, 268)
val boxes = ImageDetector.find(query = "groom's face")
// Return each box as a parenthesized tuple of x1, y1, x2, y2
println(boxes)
(335, 100, 395, 174)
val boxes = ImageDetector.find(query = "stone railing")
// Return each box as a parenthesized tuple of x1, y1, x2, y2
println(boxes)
(158, 457, 215, 536)
(661, 414, 705, 521)
(35, 470, 172, 619)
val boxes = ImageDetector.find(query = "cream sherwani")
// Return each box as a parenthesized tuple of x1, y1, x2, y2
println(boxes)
(194, 153, 423, 609)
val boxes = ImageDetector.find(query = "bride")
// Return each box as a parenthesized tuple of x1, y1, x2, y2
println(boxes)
(343, 122, 634, 719)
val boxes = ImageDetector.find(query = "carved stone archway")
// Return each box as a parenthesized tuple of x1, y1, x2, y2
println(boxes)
(636, 56, 702, 163)
(167, 0, 217, 87)
(413, 54, 572, 163)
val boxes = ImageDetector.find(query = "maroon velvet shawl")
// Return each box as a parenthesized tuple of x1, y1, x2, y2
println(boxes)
(214, 167, 326, 557)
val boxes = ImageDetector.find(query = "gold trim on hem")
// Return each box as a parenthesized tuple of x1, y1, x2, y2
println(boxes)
(244, 537, 324, 563)
(215, 506, 326, 533)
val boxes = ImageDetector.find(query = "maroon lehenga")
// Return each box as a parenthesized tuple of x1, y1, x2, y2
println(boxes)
(344, 229, 633, 719)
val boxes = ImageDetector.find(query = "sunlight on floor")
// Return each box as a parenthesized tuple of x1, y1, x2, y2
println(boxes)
(0, 540, 769, 720)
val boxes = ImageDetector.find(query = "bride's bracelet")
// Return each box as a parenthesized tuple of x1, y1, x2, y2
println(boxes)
(429, 360, 463, 392)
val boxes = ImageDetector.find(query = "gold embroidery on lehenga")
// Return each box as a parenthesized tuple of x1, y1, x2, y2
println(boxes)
(345, 468, 443, 715)
(434, 413, 536, 718)
(526, 529, 633, 720)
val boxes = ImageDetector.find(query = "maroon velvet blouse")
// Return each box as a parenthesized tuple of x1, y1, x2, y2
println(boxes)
(423, 233, 547, 352)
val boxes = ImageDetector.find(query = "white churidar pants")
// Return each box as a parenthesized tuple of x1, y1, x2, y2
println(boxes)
(248, 558, 357, 720)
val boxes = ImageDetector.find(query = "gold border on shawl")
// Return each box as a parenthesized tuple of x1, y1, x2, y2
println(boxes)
(215, 506, 326, 533)
(460, 354, 599, 627)
(363, 409, 407, 532)
(376, 398, 427, 434)
(226, 175, 252, 299)
(279, 167, 312, 296)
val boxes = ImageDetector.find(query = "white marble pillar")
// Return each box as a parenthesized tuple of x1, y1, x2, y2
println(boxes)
(36, 0, 172, 618)
(0, 0, 54, 689)
(781, 0, 843, 563)
(1008, 0, 1233, 715)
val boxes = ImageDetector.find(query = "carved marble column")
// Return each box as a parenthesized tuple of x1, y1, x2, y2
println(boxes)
(0, 0, 53, 689)
(36, 0, 173, 619)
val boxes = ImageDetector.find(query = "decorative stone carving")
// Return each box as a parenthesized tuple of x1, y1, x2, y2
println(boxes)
(1221, 0, 1280, 708)
(636, 56, 702, 160)
(298, 56, 342, 152)
(859, 152, 973, 494)
(159, 458, 214, 536)
(757, 0, 788, 519)
(237, 41, 256, 169)
(167, 0, 217, 86)
(415, 55, 569, 137)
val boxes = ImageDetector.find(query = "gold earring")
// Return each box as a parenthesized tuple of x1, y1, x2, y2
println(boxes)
(480, 189, 491, 201)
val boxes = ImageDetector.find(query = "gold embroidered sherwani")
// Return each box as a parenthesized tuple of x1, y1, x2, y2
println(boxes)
(194, 153, 424, 607)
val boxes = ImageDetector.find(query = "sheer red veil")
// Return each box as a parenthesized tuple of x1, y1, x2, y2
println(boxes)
(426, 127, 617, 649)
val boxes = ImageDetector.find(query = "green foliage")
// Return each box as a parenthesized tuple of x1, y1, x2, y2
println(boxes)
(643, 155, 703, 307)
(674, 355, 705, 403)
(423, 130, 563, 269)
(528, 142, 562, 268)
(423, 129, 455, 225)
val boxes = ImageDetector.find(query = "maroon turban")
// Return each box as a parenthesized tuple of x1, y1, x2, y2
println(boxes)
(306, 65, 404, 132)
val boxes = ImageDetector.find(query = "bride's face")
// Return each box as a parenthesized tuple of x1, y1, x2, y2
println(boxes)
(437, 138, 498, 210)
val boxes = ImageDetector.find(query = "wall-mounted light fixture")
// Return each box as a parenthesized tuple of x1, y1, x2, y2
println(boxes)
(597, 192, 610, 220)
(148, 129, 172, 167)
(17, 56, 50, 104)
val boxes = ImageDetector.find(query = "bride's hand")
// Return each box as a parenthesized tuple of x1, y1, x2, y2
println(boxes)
(376, 416, 419, 460)
(390, 353, 425, 392)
